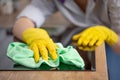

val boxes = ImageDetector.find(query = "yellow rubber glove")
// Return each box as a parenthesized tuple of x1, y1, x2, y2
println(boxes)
(22, 28, 58, 63)
(72, 25, 118, 51)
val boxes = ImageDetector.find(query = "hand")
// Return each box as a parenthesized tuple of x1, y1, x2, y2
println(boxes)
(72, 25, 118, 51)
(22, 28, 58, 63)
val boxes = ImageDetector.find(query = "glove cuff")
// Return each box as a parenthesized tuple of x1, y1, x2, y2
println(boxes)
(106, 30, 118, 46)
(22, 28, 50, 44)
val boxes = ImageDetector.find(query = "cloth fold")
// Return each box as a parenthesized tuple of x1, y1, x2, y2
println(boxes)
(7, 42, 85, 70)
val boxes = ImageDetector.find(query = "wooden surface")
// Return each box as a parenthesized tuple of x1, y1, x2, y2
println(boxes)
(0, 43, 108, 80)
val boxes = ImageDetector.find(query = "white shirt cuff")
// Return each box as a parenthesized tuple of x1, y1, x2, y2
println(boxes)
(17, 5, 45, 27)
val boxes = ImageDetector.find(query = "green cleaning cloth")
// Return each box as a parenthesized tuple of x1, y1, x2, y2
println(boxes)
(7, 42, 85, 70)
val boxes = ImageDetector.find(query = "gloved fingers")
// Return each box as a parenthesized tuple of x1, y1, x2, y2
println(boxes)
(78, 46, 95, 51)
(72, 33, 81, 41)
(77, 34, 90, 46)
(89, 36, 98, 47)
(73, 28, 92, 43)
(73, 32, 93, 47)
(46, 39, 57, 60)
(82, 33, 94, 46)
(96, 39, 104, 46)
(37, 40, 48, 61)
(77, 29, 93, 46)
(30, 42, 40, 63)
(77, 36, 84, 46)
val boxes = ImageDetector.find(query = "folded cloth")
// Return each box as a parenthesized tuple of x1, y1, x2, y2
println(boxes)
(7, 42, 85, 70)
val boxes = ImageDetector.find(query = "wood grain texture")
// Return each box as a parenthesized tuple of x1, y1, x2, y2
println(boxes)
(0, 43, 108, 80)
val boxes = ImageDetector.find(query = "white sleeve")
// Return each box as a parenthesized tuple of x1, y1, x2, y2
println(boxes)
(108, 0, 120, 34)
(17, 0, 57, 27)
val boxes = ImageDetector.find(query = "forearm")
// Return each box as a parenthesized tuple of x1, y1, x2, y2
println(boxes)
(12, 17, 35, 40)
(111, 36, 120, 54)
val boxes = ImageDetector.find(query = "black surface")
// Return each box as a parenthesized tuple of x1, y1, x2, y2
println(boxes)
(0, 29, 14, 70)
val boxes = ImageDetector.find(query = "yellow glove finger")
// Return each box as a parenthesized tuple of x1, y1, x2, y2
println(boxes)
(77, 29, 93, 46)
(88, 36, 98, 47)
(77, 36, 84, 46)
(77, 35, 90, 46)
(78, 46, 95, 51)
(89, 33, 104, 47)
(96, 38, 104, 46)
(73, 32, 93, 46)
(37, 41, 48, 61)
(30, 42, 40, 63)
(73, 28, 92, 44)
(72, 33, 81, 41)
(46, 39, 57, 60)
(82, 33, 94, 46)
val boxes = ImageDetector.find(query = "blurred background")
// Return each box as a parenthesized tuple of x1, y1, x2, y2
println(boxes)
(0, 0, 71, 70)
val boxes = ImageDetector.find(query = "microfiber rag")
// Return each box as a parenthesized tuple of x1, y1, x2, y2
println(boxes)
(7, 42, 85, 70)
